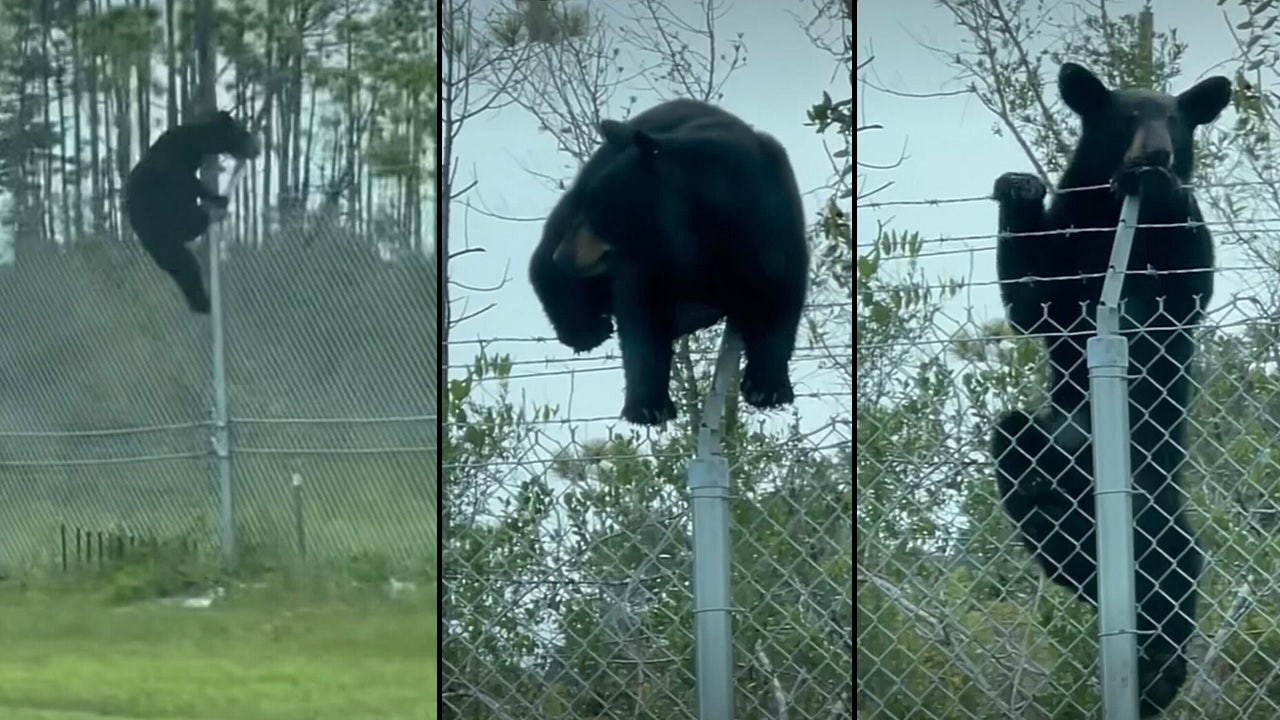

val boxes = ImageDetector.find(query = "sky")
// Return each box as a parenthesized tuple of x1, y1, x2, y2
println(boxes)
(444, 1, 851, 441)
(856, 1, 1260, 347)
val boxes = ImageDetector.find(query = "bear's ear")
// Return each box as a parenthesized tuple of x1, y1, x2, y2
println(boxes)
(599, 120, 661, 158)
(632, 130, 660, 157)
(599, 120, 632, 150)
(1177, 76, 1232, 126)
(1059, 63, 1111, 116)
(199, 109, 235, 127)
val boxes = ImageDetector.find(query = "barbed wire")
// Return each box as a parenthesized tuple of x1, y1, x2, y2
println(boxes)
(857, 178, 1280, 211)
(445, 349, 848, 378)
(859, 311, 1276, 353)
(858, 184, 1280, 255)
(441, 438, 851, 472)
(859, 216, 1280, 251)
(904, 263, 1271, 292)
(446, 304, 852, 351)
(443, 341, 854, 370)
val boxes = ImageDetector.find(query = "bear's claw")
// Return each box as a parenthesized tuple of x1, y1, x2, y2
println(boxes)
(992, 172, 1047, 206)
(622, 395, 678, 425)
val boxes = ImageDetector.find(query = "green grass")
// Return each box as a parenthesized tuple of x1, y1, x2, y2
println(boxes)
(0, 582, 436, 720)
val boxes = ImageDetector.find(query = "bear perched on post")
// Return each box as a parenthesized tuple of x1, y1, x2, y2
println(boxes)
(990, 62, 1230, 716)
(529, 99, 810, 425)
(124, 110, 260, 314)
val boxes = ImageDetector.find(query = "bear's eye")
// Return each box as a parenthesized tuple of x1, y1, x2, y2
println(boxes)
(1114, 110, 1140, 130)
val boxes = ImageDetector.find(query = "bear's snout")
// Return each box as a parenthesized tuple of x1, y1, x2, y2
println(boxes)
(1125, 124, 1174, 168)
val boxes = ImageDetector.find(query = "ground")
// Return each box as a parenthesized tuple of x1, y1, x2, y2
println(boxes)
(0, 582, 436, 720)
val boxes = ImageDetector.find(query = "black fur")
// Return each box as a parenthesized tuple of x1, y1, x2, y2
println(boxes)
(991, 63, 1230, 717)
(529, 100, 810, 425)
(124, 110, 259, 314)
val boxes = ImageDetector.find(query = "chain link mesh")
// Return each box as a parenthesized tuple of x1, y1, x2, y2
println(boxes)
(0, 212, 436, 579)
(857, 189, 1280, 718)
(442, 310, 853, 718)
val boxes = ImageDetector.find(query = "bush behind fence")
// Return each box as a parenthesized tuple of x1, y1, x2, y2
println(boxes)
(0, 231, 437, 578)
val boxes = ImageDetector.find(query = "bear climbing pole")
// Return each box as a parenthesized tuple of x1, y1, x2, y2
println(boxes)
(1089, 188, 1142, 720)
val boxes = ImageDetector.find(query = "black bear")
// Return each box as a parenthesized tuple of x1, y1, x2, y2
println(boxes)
(991, 63, 1229, 716)
(529, 99, 810, 425)
(124, 110, 260, 314)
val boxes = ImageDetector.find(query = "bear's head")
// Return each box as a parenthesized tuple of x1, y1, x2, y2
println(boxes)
(566, 120, 670, 259)
(193, 109, 261, 161)
(549, 121, 669, 277)
(1059, 62, 1231, 185)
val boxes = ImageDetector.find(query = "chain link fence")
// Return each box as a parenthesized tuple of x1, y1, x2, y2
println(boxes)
(856, 183, 1280, 719)
(0, 214, 436, 581)
(441, 305, 852, 719)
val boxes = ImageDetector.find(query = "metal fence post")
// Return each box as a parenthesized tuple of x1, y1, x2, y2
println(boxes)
(209, 160, 249, 570)
(686, 328, 742, 720)
(1089, 192, 1141, 718)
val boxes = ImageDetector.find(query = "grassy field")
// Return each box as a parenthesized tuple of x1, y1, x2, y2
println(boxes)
(1, 455, 435, 573)
(0, 581, 436, 720)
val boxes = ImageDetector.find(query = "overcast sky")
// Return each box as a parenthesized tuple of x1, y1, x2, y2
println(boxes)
(856, 1, 1262, 349)
(445, 2, 850, 439)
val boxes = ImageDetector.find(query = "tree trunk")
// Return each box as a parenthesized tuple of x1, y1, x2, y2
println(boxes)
(165, 0, 177, 128)
(114, 61, 134, 210)
(71, 6, 84, 238)
(261, 0, 276, 234)
(87, 0, 104, 236)
(57, 54, 71, 245)
(102, 71, 117, 240)
(344, 1, 357, 231)
(301, 81, 316, 213)
(135, 0, 152, 152)
(39, 15, 53, 243)
(194, 0, 217, 191)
